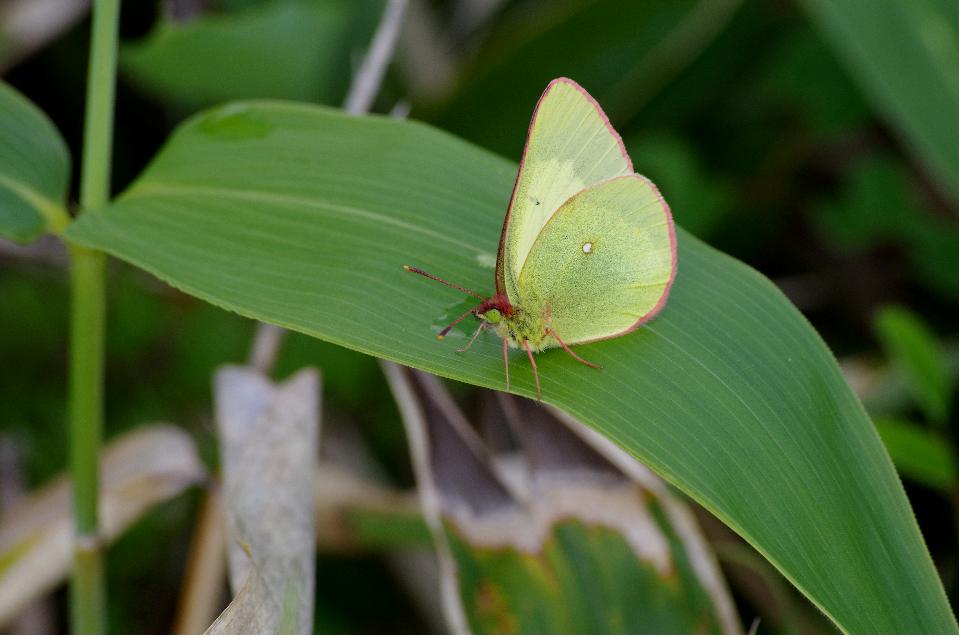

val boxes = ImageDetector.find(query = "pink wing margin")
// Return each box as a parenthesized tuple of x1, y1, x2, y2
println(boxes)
(494, 77, 634, 296)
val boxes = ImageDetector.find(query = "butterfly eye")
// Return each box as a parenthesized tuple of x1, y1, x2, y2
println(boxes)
(484, 309, 503, 324)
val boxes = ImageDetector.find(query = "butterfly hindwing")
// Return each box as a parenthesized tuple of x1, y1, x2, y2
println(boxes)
(516, 175, 676, 345)
(496, 78, 633, 304)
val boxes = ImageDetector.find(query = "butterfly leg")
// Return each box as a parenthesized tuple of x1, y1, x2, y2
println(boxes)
(546, 327, 602, 369)
(503, 335, 510, 392)
(523, 340, 541, 402)
(457, 322, 486, 353)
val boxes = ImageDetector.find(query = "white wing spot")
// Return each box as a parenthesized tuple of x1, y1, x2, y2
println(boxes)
(582, 242, 593, 254)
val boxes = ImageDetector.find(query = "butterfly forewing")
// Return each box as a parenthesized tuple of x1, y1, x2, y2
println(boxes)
(516, 175, 676, 345)
(496, 78, 633, 304)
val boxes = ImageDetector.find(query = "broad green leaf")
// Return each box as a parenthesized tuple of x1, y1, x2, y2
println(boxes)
(66, 102, 956, 633)
(121, 0, 382, 109)
(875, 417, 956, 492)
(873, 306, 952, 424)
(800, 0, 958, 196)
(0, 81, 70, 242)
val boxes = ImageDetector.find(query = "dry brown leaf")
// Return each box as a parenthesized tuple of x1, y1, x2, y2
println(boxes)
(383, 363, 741, 633)
(207, 366, 319, 635)
(0, 424, 206, 626)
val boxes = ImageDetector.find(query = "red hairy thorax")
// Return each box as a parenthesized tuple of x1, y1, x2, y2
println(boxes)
(479, 294, 514, 316)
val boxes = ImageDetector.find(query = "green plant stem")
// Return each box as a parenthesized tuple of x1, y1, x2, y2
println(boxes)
(68, 246, 106, 536)
(72, 541, 107, 634)
(69, 0, 119, 633)
(80, 0, 119, 212)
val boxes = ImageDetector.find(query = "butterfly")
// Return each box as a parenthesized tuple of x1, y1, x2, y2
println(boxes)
(405, 77, 676, 398)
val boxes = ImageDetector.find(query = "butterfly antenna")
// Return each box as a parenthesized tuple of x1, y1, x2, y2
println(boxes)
(523, 340, 541, 402)
(437, 304, 481, 340)
(403, 265, 486, 300)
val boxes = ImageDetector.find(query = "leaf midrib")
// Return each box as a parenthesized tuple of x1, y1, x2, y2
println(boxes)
(0, 173, 69, 234)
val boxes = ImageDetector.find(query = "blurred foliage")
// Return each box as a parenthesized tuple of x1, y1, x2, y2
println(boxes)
(874, 417, 955, 492)
(106, 492, 198, 633)
(0, 0, 957, 632)
(0, 81, 69, 242)
(121, 0, 385, 109)
(865, 305, 958, 497)
(815, 155, 958, 300)
(874, 305, 954, 424)
(626, 133, 734, 238)
(448, 521, 723, 634)
(800, 0, 958, 196)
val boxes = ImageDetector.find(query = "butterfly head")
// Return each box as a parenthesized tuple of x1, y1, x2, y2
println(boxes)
(482, 308, 503, 324)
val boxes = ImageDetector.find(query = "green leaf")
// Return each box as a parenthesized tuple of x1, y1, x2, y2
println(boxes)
(875, 417, 956, 491)
(66, 102, 956, 633)
(874, 306, 953, 424)
(447, 521, 721, 634)
(800, 0, 959, 196)
(0, 81, 70, 242)
(120, 0, 381, 109)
